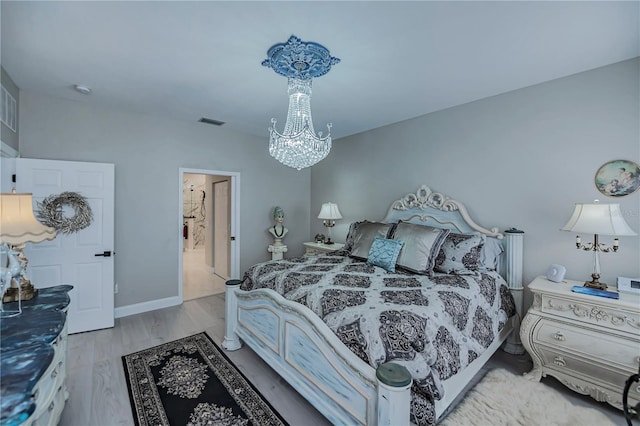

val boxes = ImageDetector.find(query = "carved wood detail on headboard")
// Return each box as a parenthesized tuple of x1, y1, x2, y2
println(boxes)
(391, 185, 458, 212)
(389, 185, 502, 238)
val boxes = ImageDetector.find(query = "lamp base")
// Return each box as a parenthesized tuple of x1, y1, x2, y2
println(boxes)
(325, 239, 334, 245)
(2, 278, 38, 302)
(584, 273, 608, 291)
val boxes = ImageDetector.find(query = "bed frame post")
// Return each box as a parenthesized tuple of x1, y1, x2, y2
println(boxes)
(503, 228, 525, 355)
(375, 363, 412, 425)
(222, 279, 242, 351)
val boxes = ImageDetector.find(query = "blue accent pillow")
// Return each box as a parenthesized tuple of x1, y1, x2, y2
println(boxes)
(367, 237, 404, 273)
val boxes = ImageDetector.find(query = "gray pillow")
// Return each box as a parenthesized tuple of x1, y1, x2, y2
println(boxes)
(349, 221, 395, 260)
(392, 222, 450, 275)
(434, 232, 486, 275)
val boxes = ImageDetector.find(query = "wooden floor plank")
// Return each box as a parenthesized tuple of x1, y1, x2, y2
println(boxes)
(59, 293, 629, 425)
(89, 359, 133, 425)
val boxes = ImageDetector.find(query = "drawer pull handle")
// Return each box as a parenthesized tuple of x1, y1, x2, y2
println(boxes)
(553, 332, 565, 341)
(553, 356, 566, 367)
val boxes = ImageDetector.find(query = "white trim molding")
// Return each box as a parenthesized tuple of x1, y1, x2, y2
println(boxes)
(115, 295, 182, 318)
(178, 167, 241, 303)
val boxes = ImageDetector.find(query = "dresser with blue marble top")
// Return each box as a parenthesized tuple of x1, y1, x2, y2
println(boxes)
(1, 285, 73, 426)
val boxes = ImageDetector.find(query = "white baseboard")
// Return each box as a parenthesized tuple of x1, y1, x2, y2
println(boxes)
(115, 295, 182, 318)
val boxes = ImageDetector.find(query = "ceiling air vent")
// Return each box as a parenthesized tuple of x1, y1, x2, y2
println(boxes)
(198, 117, 225, 126)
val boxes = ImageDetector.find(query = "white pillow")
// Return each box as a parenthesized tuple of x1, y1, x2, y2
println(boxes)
(479, 236, 504, 271)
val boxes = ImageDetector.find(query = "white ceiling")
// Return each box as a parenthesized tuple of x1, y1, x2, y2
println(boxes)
(2, 1, 639, 140)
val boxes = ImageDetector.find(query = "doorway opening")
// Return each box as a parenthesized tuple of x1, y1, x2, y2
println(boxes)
(179, 168, 239, 302)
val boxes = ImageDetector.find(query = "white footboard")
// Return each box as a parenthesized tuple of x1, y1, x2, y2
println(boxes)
(223, 283, 411, 426)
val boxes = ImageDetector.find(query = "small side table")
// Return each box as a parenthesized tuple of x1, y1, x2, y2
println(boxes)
(520, 276, 640, 410)
(303, 241, 345, 256)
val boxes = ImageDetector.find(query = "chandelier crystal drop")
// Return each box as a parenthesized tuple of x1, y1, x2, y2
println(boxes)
(262, 35, 340, 170)
(268, 78, 332, 170)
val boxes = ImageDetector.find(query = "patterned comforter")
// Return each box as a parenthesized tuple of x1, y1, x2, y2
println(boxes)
(241, 250, 516, 425)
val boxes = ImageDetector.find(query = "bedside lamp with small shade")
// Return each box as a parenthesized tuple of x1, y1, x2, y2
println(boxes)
(0, 192, 56, 316)
(561, 201, 637, 290)
(318, 202, 342, 245)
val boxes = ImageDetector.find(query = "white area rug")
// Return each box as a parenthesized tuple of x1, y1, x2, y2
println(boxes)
(440, 368, 615, 426)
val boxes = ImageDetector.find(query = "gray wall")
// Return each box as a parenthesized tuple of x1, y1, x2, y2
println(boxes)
(14, 58, 640, 311)
(312, 58, 640, 296)
(18, 92, 310, 307)
(1, 67, 19, 150)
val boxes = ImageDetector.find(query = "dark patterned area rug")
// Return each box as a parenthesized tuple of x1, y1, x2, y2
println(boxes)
(122, 332, 288, 426)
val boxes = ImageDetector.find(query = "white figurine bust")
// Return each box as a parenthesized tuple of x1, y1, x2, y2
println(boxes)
(268, 206, 288, 244)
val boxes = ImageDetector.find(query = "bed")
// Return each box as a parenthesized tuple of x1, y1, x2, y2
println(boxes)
(223, 185, 524, 425)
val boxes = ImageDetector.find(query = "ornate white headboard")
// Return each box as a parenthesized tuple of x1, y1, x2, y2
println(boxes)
(382, 185, 502, 238)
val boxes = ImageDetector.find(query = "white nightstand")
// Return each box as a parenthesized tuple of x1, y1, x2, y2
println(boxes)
(303, 241, 345, 256)
(520, 276, 640, 410)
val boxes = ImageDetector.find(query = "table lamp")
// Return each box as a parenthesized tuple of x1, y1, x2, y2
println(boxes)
(0, 192, 56, 307)
(561, 201, 637, 290)
(318, 202, 342, 245)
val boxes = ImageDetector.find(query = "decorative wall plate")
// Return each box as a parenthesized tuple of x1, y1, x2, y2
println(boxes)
(594, 159, 640, 197)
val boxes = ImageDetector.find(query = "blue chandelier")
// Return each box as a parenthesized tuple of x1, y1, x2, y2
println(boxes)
(262, 35, 340, 170)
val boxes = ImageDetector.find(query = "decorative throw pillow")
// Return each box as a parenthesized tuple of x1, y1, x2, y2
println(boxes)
(349, 221, 396, 260)
(434, 233, 486, 275)
(479, 236, 504, 271)
(367, 237, 404, 273)
(343, 221, 362, 252)
(391, 222, 450, 275)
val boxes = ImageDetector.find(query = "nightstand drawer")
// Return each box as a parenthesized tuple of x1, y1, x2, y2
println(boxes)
(540, 293, 640, 336)
(536, 320, 639, 370)
(537, 346, 640, 403)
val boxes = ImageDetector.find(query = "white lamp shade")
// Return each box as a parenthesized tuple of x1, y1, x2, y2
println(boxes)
(318, 202, 343, 220)
(561, 203, 637, 236)
(0, 193, 56, 245)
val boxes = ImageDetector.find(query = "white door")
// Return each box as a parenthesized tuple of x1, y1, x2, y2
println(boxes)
(16, 158, 115, 334)
(213, 180, 230, 280)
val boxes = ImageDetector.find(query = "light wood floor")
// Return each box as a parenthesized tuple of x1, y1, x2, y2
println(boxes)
(60, 293, 630, 425)
(182, 249, 226, 301)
